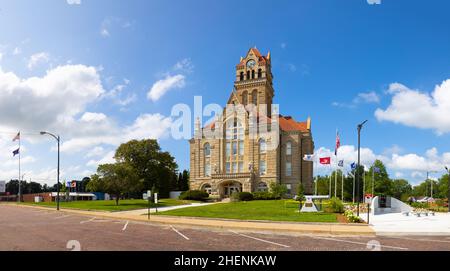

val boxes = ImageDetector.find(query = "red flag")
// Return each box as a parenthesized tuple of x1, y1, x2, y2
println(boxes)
(320, 157, 331, 165)
(335, 130, 340, 156)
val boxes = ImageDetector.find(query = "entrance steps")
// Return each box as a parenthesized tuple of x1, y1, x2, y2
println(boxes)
(221, 198, 231, 203)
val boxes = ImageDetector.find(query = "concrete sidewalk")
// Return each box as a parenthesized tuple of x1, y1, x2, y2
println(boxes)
(115, 202, 216, 216)
(8, 203, 374, 236)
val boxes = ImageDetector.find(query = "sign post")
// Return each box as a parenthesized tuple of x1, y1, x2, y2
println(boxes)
(154, 193, 158, 213)
(147, 190, 151, 220)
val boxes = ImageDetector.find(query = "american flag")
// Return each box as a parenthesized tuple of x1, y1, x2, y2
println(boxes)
(12, 132, 20, 142)
(335, 130, 340, 156)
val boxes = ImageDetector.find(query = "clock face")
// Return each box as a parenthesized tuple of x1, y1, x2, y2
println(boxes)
(247, 59, 256, 68)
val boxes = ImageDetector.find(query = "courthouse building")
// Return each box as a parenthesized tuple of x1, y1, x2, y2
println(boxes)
(189, 47, 314, 198)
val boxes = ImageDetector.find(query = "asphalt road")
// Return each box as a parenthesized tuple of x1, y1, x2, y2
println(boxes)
(1, 205, 449, 251)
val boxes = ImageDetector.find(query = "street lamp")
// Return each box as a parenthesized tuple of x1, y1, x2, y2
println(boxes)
(446, 166, 450, 213)
(356, 120, 368, 217)
(40, 131, 60, 211)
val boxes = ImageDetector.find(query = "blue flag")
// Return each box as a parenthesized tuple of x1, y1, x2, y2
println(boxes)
(12, 148, 19, 157)
(373, 166, 380, 173)
(338, 160, 344, 167)
(351, 162, 357, 170)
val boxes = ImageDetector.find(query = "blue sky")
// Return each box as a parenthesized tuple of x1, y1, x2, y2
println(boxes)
(0, 0, 450, 185)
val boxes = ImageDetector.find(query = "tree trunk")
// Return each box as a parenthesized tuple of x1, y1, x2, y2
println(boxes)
(115, 195, 119, 206)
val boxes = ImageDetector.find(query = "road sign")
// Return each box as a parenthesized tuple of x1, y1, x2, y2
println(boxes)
(0, 181, 5, 193)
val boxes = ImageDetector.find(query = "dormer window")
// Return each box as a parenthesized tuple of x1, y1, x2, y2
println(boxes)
(240, 72, 244, 81)
(251, 70, 255, 79)
(247, 71, 250, 80)
(258, 69, 262, 78)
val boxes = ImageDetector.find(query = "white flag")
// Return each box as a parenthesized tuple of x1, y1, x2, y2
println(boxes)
(303, 154, 315, 161)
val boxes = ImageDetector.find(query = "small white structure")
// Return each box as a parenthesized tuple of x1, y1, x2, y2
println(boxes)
(300, 195, 329, 212)
(169, 191, 183, 199)
(371, 196, 413, 215)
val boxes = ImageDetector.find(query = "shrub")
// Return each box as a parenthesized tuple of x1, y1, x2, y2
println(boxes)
(269, 183, 288, 199)
(327, 197, 344, 213)
(344, 209, 362, 223)
(238, 192, 254, 201)
(252, 191, 278, 200)
(179, 190, 209, 201)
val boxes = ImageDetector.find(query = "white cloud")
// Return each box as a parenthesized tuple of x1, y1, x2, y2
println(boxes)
(80, 112, 107, 122)
(67, 0, 81, 4)
(333, 91, 380, 108)
(173, 58, 194, 73)
(124, 113, 173, 141)
(355, 91, 380, 103)
(375, 80, 450, 135)
(85, 146, 105, 158)
(87, 151, 115, 167)
(147, 74, 185, 102)
(27, 52, 50, 70)
(367, 0, 381, 4)
(100, 17, 134, 38)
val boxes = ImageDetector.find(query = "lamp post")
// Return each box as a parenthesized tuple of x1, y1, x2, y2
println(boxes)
(40, 131, 60, 211)
(356, 120, 368, 217)
(446, 166, 450, 213)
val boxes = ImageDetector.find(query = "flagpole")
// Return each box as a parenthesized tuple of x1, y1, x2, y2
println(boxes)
(352, 173, 355, 204)
(18, 132, 21, 203)
(372, 164, 375, 199)
(329, 164, 332, 198)
(334, 155, 337, 198)
(363, 166, 366, 201)
(341, 170, 344, 201)
(315, 176, 318, 196)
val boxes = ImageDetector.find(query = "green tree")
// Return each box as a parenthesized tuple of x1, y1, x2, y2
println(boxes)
(114, 139, 178, 197)
(95, 163, 143, 205)
(179, 170, 190, 191)
(368, 160, 391, 196)
(269, 182, 287, 199)
(436, 174, 449, 199)
(297, 182, 305, 201)
(391, 179, 412, 200)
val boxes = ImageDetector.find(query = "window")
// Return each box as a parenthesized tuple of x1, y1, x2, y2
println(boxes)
(239, 141, 244, 156)
(225, 118, 244, 174)
(202, 184, 212, 194)
(204, 143, 211, 157)
(259, 139, 267, 154)
(286, 162, 292, 176)
(252, 90, 258, 105)
(257, 182, 268, 192)
(205, 164, 211, 177)
(252, 70, 255, 79)
(286, 141, 292, 156)
(226, 162, 231, 173)
(242, 91, 247, 105)
(258, 69, 262, 78)
(240, 72, 244, 81)
(247, 70, 250, 80)
(286, 184, 292, 195)
(259, 160, 266, 175)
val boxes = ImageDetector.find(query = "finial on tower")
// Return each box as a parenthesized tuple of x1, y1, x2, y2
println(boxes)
(267, 51, 271, 60)
(306, 116, 311, 130)
(240, 56, 243, 62)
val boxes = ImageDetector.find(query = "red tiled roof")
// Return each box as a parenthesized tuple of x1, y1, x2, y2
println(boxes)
(237, 47, 269, 66)
(203, 114, 309, 133)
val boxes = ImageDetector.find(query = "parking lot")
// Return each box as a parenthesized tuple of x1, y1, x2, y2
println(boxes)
(1, 205, 450, 251)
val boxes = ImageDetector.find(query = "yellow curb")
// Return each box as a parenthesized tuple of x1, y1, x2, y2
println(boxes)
(7, 203, 375, 236)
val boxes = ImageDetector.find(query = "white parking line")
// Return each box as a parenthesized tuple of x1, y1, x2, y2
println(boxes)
(80, 217, 96, 224)
(122, 221, 129, 231)
(311, 236, 408, 250)
(170, 225, 190, 240)
(386, 236, 450, 244)
(229, 230, 290, 248)
(53, 214, 72, 220)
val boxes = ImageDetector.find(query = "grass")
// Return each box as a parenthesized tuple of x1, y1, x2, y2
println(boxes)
(21, 198, 196, 212)
(157, 200, 338, 223)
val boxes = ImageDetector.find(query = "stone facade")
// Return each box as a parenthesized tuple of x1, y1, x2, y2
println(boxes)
(189, 48, 314, 198)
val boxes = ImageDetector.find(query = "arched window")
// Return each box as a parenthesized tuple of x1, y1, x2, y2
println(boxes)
(257, 182, 268, 192)
(204, 143, 211, 177)
(286, 162, 292, 176)
(252, 70, 255, 79)
(202, 184, 212, 194)
(247, 71, 250, 80)
(258, 69, 262, 78)
(286, 141, 292, 156)
(252, 90, 258, 105)
(204, 143, 211, 157)
(242, 91, 248, 105)
(225, 118, 244, 173)
(240, 72, 244, 81)
(259, 139, 267, 154)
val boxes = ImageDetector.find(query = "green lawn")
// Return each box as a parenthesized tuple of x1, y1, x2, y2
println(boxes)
(22, 199, 196, 212)
(157, 200, 338, 223)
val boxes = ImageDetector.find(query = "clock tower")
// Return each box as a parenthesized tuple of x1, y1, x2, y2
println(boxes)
(231, 47, 274, 116)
